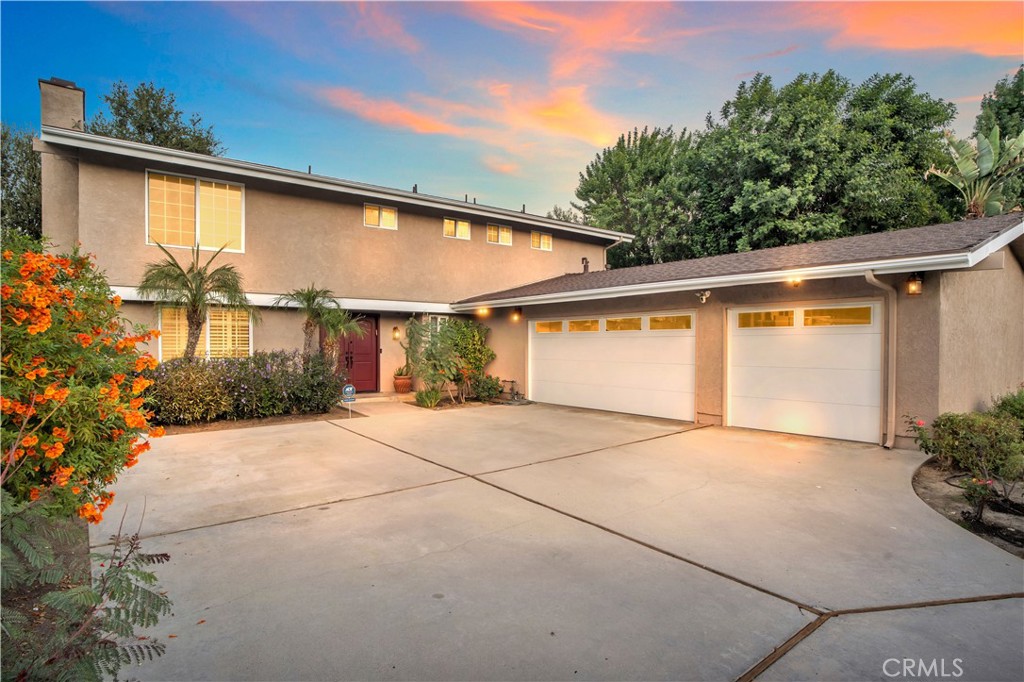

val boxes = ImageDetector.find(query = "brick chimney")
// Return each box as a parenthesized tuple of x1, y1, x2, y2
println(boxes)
(38, 77, 85, 130)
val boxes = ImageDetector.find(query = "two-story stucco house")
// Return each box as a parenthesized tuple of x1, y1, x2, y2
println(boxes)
(36, 78, 1024, 449)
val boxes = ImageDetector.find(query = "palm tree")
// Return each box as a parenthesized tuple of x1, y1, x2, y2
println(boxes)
(274, 284, 366, 360)
(926, 125, 1024, 218)
(320, 307, 365, 373)
(138, 244, 257, 360)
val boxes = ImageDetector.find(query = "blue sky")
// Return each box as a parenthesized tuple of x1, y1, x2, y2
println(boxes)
(2, 1, 1021, 214)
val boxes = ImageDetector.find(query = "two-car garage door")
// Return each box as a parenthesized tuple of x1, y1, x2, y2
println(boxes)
(529, 312, 696, 421)
(527, 300, 882, 443)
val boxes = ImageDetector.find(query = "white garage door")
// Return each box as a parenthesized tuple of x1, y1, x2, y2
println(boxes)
(728, 302, 882, 443)
(529, 312, 695, 421)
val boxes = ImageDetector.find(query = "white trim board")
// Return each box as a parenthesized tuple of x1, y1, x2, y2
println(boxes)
(109, 286, 456, 314)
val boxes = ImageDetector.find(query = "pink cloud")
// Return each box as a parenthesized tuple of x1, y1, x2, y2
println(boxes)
(318, 87, 462, 136)
(794, 2, 1023, 57)
(350, 2, 421, 54)
(463, 2, 698, 81)
(483, 156, 521, 175)
(744, 45, 800, 61)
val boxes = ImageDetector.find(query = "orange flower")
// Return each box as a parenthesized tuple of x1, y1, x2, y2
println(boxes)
(129, 397, 144, 409)
(71, 486, 81, 495)
(124, 411, 146, 428)
(148, 426, 166, 438)
(135, 355, 159, 372)
(52, 427, 69, 442)
(41, 441, 64, 459)
(21, 434, 39, 447)
(111, 295, 122, 308)
(77, 503, 101, 524)
(29, 488, 40, 501)
(2, 249, 12, 260)
(131, 377, 153, 395)
(112, 373, 126, 385)
(75, 333, 93, 347)
(51, 465, 75, 487)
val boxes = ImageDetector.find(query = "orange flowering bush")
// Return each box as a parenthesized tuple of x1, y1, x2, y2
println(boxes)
(1, 240, 163, 523)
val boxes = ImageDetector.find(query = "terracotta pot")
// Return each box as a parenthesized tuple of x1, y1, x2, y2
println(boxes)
(393, 375, 413, 394)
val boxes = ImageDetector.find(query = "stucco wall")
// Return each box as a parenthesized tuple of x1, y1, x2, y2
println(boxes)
(71, 156, 606, 304)
(39, 145, 80, 253)
(938, 246, 1024, 414)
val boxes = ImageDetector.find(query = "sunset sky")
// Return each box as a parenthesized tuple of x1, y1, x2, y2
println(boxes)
(2, 1, 1021, 215)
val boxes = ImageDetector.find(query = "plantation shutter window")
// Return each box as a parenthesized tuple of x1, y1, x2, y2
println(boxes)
(198, 181, 243, 251)
(148, 174, 197, 247)
(159, 307, 192, 361)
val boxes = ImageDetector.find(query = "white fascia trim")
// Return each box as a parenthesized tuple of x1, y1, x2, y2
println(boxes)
(40, 126, 632, 245)
(965, 219, 1024, 266)
(450, 251, 979, 310)
(110, 287, 456, 314)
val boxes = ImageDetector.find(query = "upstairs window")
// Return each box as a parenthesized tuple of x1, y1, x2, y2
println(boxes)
(531, 231, 553, 251)
(364, 204, 398, 229)
(487, 224, 512, 245)
(148, 172, 243, 251)
(443, 218, 471, 240)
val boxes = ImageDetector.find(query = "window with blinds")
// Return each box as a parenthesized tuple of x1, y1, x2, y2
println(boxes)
(159, 307, 250, 360)
(148, 173, 243, 251)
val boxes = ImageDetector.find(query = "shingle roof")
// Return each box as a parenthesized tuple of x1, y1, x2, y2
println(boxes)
(457, 213, 1024, 305)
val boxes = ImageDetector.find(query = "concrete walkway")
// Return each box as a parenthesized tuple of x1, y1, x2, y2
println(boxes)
(93, 404, 1023, 681)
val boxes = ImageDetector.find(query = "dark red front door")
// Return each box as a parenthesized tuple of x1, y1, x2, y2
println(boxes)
(343, 316, 379, 392)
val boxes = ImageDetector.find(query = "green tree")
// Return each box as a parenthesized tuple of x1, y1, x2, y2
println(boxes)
(546, 205, 583, 224)
(573, 71, 958, 265)
(1, 123, 42, 239)
(573, 127, 693, 267)
(926, 126, 1024, 218)
(273, 285, 343, 359)
(319, 307, 365, 373)
(87, 81, 224, 155)
(975, 66, 1023, 209)
(137, 244, 257, 359)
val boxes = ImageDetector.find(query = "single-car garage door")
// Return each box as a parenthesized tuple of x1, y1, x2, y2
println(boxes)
(727, 301, 882, 443)
(529, 312, 695, 421)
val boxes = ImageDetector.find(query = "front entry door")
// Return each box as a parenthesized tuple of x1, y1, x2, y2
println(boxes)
(323, 316, 379, 392)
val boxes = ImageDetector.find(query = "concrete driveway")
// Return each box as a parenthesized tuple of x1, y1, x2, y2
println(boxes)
(93, 404, 1023, 681)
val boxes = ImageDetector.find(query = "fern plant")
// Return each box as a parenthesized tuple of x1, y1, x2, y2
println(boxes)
(1, 490, 173, 681)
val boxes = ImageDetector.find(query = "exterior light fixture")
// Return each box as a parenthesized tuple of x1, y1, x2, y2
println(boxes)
(477, 307, 490, 317)
(511, 307, 522, 322)
(392, 326, 401, 341)
(906, 273, 923, 296)
(788, 277, 802, 287)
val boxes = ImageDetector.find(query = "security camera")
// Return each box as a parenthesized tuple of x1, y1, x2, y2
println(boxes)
(696, 290, 711, 303)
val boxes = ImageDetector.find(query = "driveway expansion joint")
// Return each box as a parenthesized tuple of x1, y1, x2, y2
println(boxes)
(736, 592, 1024, 682)
(332, 420, 821, 615)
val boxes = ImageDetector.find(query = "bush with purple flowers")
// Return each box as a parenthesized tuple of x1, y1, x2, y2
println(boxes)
(147, 351, 344, 425)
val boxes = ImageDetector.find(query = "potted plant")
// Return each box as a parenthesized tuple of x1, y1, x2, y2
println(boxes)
(393, 364, 413, 394)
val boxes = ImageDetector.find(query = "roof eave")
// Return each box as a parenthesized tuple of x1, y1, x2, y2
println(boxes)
(38, 125, 633, 245)
(451, 251, 975, 311)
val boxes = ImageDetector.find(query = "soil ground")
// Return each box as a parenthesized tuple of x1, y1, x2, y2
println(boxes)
(913, 459, 1024, 558)
(162, 405, 362, 435)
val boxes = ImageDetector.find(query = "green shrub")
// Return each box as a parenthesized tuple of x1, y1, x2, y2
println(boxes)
(992, 386, 1024, 425)
(415, 387, 443, 408)
(911, 411, 1024, 497)
(471, 373, 503, 401)
(216, 351, 296, 420)
(148, 359, 231, 425)
(292, 353, 344, 413)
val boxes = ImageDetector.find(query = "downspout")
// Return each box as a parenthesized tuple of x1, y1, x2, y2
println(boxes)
(864, 270, 897, 449)
(603, 237, 626, 269)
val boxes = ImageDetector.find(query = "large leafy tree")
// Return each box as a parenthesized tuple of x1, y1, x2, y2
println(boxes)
(87, 81, 224, 155)
(573, 71, 958, 264)
(974, 66, 1023, 209)
(137, 245, 256, 359)
(573, 127, 694, 267)
(926, 126, 1024, 218)
(1, 124, 42, 239)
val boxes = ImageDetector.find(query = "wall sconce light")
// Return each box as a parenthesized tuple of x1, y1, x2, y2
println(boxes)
(476, 307, 490, 318)
(906, 273, 923, 296)
(511, 307, 522, 322)
(787, 277, 802, 287)
(392, 326, 401, 341)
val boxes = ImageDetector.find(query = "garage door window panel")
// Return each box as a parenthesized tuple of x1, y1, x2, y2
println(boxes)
(650, 314, 692, 330)
(738, 310, 794, 328)
(803, 306, 873, 327)
(606, 317, 642, 332)
(568, 319, 599, 332)
(535, 321, 563, 333)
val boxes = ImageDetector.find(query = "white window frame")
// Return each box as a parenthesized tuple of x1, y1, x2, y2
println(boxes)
(487, 224, 513, 246)
(364, 203, 399, 230)
(427, 314, 450, 335)
(531, 231, 553, 251)
(157, 306, 254, 361)
(145, 170, 246, 254)
(443, 217, 471, 240)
